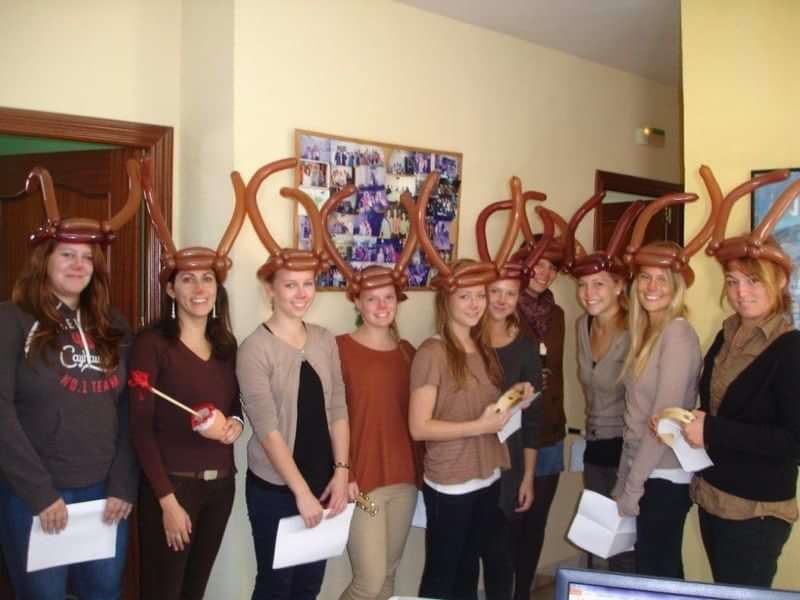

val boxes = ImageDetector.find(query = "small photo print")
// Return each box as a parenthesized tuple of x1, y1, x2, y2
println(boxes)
(429, 219, 454, 251)
(300, 186, 330, 211)
(299, 135, 331, 163)
(356, 145, 384, 167)
(413, 152, 433, 174)
(436, 154, 459, 180)
(375, 238, 398, 264)
(385, 174, 417, 203)
(388, 150, 415, 176)
(326, 212, 354, 239)
(333, 191, 358, 215)
(355, 165, 386, 189)
(352, 236, 377, 262)
(427, 191, 457, 221)
(407, 250, 431, 287)
(299, 160, 329, 188)
(352, 211, 374, 237)
(298, 215, 313, 250)
(332, 141, 360, 167)
(331, 165, 355, 189)
(317, 267, 347, 288)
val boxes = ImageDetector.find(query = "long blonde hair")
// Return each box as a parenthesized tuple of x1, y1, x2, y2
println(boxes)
(623, 266, 688, 379)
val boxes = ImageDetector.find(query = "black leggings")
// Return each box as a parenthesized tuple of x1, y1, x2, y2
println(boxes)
(509, 473, 560, 600)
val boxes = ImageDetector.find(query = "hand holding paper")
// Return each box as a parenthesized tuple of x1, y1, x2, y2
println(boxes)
(567, 490, 636, 559)
(656, 418, 713, 472)
(273, 504, 356, 569)
(497, 391, 541, 443)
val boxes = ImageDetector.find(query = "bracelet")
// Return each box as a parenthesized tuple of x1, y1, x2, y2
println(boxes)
(231, 416, 245, 427)
(333, 462, 350, 470)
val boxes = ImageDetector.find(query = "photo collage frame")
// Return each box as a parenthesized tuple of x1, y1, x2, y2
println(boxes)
(295, 129, 462, 290)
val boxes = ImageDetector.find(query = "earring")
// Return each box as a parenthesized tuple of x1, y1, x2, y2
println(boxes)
(212, 301, 217, 319)
(171, 299, 176, 319)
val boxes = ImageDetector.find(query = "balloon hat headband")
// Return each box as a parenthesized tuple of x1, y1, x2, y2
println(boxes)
(476, 178, 555, 285)
(562, 192, 645, 279)
(245, 158, 331, 281)
(320, 184, 419, 301)
(622, 188, 706, 286)
(703, 165, 800, 276)
(143, 161, 247, 284)
(416, 172, 515, 292)
(28, 160, 142, 246)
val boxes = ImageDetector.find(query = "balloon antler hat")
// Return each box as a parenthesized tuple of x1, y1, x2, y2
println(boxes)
(476, 178, 555, 285)
(622, 187, 708, 287)
(142, 161, 247, 284)
(703, 165, 800, 276)
(320, 184, 419, 301)
(245, 158, 331, 280)
(28, 160, 142, 246)
(562, 192, 645, 279)
(415, 172, 511, 292)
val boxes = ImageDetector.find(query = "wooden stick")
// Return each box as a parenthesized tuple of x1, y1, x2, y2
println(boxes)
(150, 388, 201, 417)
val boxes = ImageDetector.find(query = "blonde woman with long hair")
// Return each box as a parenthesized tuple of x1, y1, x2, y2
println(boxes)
(612, 188, 715, 579)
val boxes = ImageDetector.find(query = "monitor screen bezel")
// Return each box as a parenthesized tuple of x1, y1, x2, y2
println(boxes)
(554, 567, 799, 600)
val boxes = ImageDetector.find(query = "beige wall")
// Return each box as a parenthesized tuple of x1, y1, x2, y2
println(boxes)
(0, 0, 184, 223)
(681, 0, 800, 588)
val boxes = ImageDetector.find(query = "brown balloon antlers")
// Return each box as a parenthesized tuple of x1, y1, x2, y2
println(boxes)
(320, 184, 418, 301)
(28, 160, 142, 246)
(623, 190, 704, 286)
(245, 158, 330, 280)
(703, 165, 798, 275)
(563, 192, 645, 279)
(476, 178, 552, 283)
(142, 160, 247, 284)
(414, 171, 498, 292)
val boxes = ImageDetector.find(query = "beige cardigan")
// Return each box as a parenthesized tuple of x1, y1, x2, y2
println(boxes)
(612, 318, 702, 514)
(237, 322, 348, 485)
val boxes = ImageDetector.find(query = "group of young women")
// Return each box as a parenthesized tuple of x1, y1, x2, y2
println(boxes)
(0, 158, 797, 600)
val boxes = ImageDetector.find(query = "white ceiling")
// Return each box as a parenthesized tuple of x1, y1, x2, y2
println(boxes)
(396, 0, 681, 86)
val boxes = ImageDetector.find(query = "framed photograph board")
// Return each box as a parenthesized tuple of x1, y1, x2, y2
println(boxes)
(751, 168, 800, 326)
(295, 129, 463, 290)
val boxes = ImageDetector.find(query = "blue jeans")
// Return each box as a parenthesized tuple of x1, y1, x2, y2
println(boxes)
(0, 479, 129, 600)
(245, 472, 326, 600)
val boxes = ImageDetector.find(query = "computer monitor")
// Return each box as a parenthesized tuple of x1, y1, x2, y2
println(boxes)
(554, 568, 800, 600)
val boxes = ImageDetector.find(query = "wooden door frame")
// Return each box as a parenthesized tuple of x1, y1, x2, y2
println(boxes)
(593, 170, 684, 250)
(0, 106, 173, 324)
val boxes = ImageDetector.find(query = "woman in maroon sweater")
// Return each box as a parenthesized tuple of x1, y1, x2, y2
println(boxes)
(129, 171, 246, 600)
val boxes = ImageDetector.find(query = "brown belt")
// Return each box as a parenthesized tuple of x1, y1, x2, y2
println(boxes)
(169, 469, 233, 481)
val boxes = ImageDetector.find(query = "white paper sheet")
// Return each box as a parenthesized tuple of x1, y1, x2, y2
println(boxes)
(411, 490, 426, 529)
(569, 437, 586, 473)
(273, 504, 356, 569)
(567, 490, 636, 559)
(497, 391, 541, 443)
(656, 418, 713, 472)
(27, 499, 117, 572)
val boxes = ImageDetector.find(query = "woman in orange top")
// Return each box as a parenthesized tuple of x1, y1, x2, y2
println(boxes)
(321, 187, 420, 600)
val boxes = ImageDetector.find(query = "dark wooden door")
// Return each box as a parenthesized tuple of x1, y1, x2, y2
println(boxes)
(0, 148, 143, 600)
(594, 170, 684, 252)
(0, 148, 143, 321)
(596, 200, 683, 251)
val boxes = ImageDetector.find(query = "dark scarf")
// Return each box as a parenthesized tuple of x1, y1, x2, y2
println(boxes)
(518, 288, 555, 341)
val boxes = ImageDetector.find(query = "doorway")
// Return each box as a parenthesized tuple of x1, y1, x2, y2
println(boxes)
(593, 170, 684, 252)
(0, 107, 174, 600)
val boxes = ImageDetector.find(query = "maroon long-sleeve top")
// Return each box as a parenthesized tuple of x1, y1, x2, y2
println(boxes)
(129, 330, 240, 499)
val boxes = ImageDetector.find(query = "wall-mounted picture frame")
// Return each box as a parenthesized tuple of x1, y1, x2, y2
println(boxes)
(295, 129, 463, 290)
(751, 167, 800, 326)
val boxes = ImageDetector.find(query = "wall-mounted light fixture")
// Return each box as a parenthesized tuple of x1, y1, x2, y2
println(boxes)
(635, 127, 666, 147)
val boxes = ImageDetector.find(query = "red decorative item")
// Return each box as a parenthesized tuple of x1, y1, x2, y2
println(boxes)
(128, 370, 152, 391)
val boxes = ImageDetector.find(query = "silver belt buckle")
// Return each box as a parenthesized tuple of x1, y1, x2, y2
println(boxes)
(201, 470, 219, 481)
